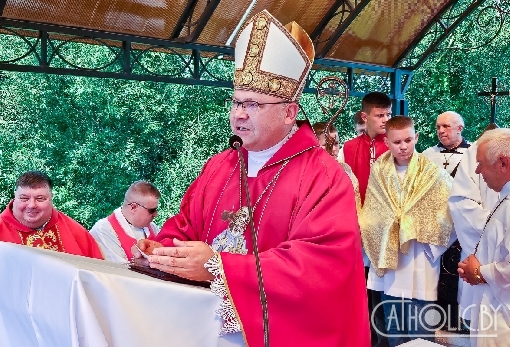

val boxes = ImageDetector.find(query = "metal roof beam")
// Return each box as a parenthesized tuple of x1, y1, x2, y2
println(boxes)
(173, 0, 222, 43)
(0, 16, 413, 100)
(0, 0, 7, 16)
(393, 0, 485, 69)
(316, 0, 371, 58)
(309, 0, 347, 41)
(170, 0, 201, 40)
(0, 18, 233, 54)
(0, 62, 234, 87)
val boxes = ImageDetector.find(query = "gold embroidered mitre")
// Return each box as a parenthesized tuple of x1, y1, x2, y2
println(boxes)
(233, 10, 315, 101)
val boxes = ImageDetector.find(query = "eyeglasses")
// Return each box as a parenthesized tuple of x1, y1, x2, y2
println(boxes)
(129, 202, 157, 214)
(225, 98, 289, 113)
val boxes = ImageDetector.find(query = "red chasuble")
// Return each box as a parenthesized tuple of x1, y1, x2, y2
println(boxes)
(155, 122, 370, 347)
(0, 201, 103, 259)
(342, 133, 388, 204)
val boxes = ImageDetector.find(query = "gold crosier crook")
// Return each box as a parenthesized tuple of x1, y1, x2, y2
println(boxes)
(314, 76, 349, 154)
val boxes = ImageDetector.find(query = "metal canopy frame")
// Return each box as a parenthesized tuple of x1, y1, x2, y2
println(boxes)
(312, 0, 371, 59)
(0, 0, 496, 115)
(171, 0, 222, 42)
(395, 0, 489, 69)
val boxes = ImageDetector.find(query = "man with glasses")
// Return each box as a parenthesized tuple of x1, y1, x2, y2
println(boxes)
(133, 10, 369, 347)
(0, 170, 103, 259)
(90, 180, 160, 263)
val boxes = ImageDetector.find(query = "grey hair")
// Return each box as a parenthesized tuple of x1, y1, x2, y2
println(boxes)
(477, 128, 510, 165)
(439, 111, 464, 127)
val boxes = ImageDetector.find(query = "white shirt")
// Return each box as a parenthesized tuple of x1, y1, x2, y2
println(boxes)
(448, 142, 499, 318)
(89, 207, 159, 263)
(247, 143, 281, 177)
(470, 182, 510, 346)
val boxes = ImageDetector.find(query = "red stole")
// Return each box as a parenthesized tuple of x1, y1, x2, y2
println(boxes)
(107, 212, 156, 259)
(343, 133, 388, 204)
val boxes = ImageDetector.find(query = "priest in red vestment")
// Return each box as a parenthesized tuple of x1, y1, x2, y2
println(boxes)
(0, 171, 103, 259)
(133, 10, 369, 347)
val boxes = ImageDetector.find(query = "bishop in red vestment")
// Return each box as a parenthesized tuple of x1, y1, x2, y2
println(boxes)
(153, 121, 369, 346)
(134, 10, 369, 347)
(0, 171, 102, 259)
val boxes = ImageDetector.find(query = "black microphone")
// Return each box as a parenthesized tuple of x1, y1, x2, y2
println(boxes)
(229, 135, 243, 150)
(228, 135, 270, 347)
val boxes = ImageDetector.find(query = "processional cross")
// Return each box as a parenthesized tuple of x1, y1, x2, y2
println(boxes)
(477, 77, 510, 123)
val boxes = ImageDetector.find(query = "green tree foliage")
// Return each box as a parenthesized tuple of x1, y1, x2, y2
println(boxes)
(1, 7, 510, 228)
(406, 2, 510, 151)
(0, 71, 231, 227)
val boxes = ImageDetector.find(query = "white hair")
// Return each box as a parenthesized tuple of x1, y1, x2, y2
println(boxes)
(478, 128, 510, 165)
(439, 111, 464, 127)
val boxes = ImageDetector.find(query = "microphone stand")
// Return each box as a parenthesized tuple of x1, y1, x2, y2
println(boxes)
(231, 136, 270, 347)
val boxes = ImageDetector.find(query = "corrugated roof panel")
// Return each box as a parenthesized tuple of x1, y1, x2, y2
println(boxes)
(195, 0, 339, 46)
(326, 0, 451, 66)
(3, 0, 186, 39)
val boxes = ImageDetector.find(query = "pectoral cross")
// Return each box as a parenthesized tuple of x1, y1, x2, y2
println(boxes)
(443, 161, 449, 169)
(478, 77, 510, 123)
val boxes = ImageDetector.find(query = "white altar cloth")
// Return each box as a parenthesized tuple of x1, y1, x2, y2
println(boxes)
(0, 242, 243, 347)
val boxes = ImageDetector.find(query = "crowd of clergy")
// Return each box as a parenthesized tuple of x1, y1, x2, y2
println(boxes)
(0, 8, 509, 347)
(318, 95, 510, 347)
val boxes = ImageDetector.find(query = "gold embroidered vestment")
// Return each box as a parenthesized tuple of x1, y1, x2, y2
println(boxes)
(360, 152, 453, 276)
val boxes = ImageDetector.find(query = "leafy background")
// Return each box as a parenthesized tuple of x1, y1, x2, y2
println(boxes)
(1, 8, 510, 229)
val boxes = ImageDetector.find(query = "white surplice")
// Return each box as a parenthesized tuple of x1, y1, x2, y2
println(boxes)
(367, 163, 456, 301)
(422, 139, 470, 175)
(367, 238, 455, 301)
(448, 143, 499, 319)
(469, 181, 510, 346)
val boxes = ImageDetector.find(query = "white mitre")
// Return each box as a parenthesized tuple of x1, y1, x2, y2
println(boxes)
(233, 10, 315, 101)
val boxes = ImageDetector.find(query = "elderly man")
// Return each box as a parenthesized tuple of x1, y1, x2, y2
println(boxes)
(133, 10, 369, 347)
(458, 128, 510, 346)
(423, 111, 470, 176)
(423, 111, 470, 329)
(90, 180, 160, 263)
(0, 171, 102, 259)
(448, 126, 499, 332)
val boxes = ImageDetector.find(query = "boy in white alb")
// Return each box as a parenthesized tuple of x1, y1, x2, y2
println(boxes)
(360, 116, 456, 347)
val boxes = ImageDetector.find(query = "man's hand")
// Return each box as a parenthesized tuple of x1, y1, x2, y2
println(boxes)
(458, 254, 484, 285)
(131, 239, 163, 266)
(147, 238, 215, 281)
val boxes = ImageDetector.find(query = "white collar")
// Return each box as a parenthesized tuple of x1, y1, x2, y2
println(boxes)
(248, 140, 283, 163)
(115, 207, 150, 237)
(499, 181, 510, 200)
